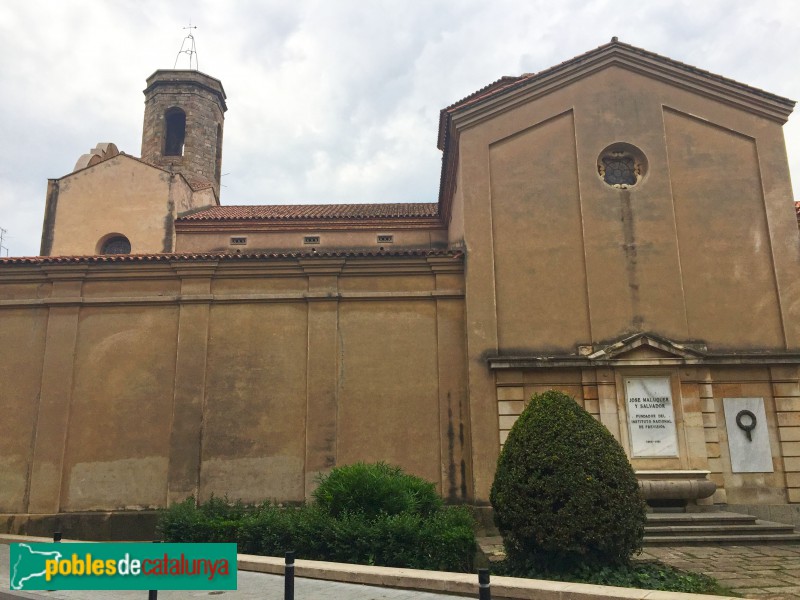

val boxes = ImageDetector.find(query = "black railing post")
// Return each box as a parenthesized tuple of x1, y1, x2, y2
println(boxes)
(149, 540, 160, 599)
(478, 568, 491, 600)
(284, 551, 295, 600)
(53, 531, 62, 542)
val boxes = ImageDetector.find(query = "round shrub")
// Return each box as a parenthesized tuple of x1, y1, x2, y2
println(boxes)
(312, 462, 443, 519)
(490, 390, 646, 571)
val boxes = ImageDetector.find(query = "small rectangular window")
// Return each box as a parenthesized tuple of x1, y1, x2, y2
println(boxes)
(230, 237, 247, 245)
(377, 235, 394, 244)
(304, 236, 320, 245)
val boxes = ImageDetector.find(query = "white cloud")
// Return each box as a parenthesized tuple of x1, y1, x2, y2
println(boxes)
(1, 0, 799, 256)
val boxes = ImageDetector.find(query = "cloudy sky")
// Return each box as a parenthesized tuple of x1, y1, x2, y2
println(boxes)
(1, 0, 799, 257)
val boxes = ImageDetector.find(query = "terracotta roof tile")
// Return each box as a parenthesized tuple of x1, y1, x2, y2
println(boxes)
(1, 248, 460, 265)
(178, 203, 438, 221)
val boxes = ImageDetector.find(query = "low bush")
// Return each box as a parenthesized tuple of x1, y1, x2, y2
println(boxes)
(312, 461, 443, 518)
(157, 463, 476, 572)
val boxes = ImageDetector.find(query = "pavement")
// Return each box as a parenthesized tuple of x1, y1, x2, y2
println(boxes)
(639, 545, 800, 600)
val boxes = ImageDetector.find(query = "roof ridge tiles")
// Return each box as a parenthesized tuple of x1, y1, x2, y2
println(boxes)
(0, 248, 462, 265)
(177, 202, 439, 222)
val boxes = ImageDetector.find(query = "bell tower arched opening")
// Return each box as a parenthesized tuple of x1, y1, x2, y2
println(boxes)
(164, 108, 186, 156)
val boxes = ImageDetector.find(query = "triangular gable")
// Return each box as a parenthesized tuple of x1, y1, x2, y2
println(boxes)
(440, 39, 795, 142)
(54, 152, 217, 202)
(588, 333, 707, 361)
(436, 38, 796, 224)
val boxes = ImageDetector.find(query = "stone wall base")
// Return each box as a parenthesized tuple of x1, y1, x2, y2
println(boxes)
(0, 511, 160, 541)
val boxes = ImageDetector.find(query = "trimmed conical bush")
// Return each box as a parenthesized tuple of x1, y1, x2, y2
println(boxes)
(490, 390, 646, 571)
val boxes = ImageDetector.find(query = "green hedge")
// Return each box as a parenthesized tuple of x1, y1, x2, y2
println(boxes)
(158, 463, 476, 572)
(490, 390, 646, 571)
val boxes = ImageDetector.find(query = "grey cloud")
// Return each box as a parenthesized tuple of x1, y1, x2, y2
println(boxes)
(1, 0, 799, 257)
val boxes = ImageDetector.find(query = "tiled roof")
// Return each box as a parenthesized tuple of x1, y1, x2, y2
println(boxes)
(0, 248, 460, 265)
(178, 203, 439, 221)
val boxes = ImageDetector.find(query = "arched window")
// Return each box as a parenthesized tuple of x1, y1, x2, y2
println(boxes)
(100, 235, 131, 255)
(164, 108, 186, 156)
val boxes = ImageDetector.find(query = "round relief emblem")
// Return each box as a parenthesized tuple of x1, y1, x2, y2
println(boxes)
(597, 143, 647, 189)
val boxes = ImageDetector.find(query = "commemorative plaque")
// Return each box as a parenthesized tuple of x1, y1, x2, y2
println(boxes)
(625, 377, 679, 457)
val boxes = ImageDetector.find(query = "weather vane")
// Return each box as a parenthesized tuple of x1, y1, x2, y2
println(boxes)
(174, 22, 199, 70)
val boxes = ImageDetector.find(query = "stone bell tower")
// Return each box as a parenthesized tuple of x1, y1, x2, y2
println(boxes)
(140, 70, 227, 197)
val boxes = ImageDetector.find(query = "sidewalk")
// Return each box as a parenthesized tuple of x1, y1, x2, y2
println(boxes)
(640, 545, 800, 600)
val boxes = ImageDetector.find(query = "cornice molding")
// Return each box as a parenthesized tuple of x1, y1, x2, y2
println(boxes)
(487, 332, 800, 369)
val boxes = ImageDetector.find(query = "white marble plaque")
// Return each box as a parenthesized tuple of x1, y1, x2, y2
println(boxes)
(723, 397, 773, 473)
(625, 377, 679, 457)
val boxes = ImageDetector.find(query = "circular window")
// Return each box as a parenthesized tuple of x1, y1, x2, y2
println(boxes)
(597, 143, 647, 189)
(100, 235, 131, 255)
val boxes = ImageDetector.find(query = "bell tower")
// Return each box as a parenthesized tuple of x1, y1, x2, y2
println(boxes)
(140, 70, 227, 197)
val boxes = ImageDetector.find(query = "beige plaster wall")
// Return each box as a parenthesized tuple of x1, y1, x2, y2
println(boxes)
(201, 303, 309, 503)
(447, 162, 465, 247)
(664, 111, 785, 349)
(61, 306, 179, 511)
(0, 308, 48, 512)
(45, 156, 199, 256)
(489, 111, 591, 352)
(0, 256, 468, 515)
(458, 65, 799, 355)
(454, 64, 800, 500)
(336, 300, 440, 483)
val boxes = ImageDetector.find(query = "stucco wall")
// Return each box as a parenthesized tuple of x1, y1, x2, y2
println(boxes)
(43, 156, 198, 256)
(0, 254, 468, 515)
(459, 66, 800, 356)
(453, 64, 800, 501)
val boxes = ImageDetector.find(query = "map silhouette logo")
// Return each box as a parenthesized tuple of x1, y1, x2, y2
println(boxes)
(10, 543, 63, 590)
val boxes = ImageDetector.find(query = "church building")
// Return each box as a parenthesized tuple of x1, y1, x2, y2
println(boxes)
(3, 39, 800, 536)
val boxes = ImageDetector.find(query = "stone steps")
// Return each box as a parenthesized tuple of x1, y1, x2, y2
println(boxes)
(647, 523, 796, 534)
(643, 511, 800, 545)
(646, 512, 757, 526)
